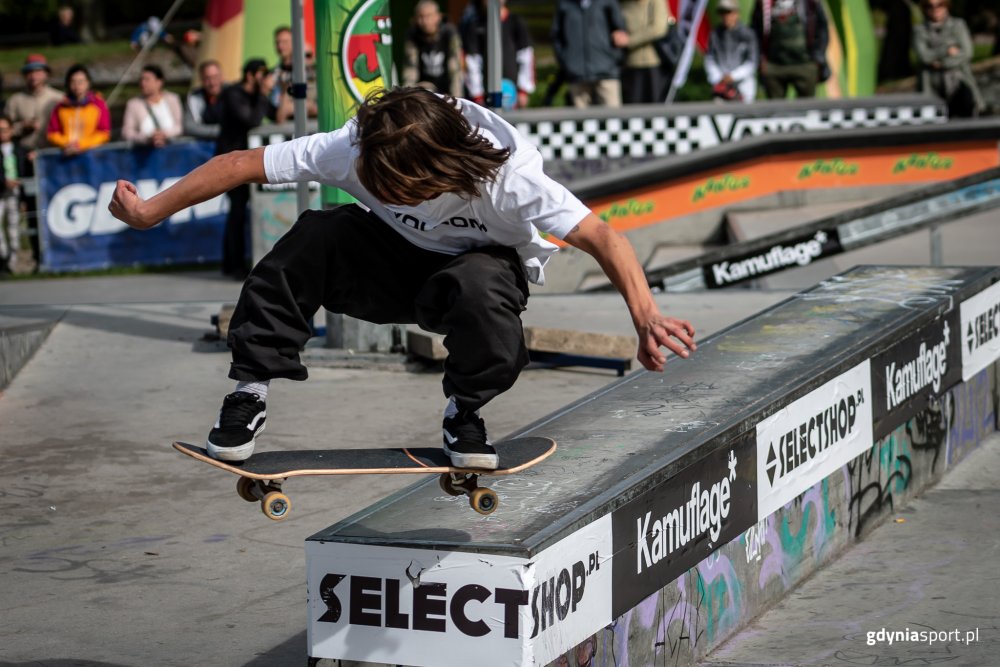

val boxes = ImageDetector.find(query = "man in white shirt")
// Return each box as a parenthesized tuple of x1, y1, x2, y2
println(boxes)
(109, 87, 696, 468)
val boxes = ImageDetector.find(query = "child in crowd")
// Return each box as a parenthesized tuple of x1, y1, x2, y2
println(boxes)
(0, 116, 26, 273)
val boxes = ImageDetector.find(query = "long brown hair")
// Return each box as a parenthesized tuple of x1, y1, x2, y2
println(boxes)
(354, 87, 510, 206)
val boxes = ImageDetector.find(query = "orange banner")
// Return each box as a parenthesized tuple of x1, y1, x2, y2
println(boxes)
(577, 142, 999, 242)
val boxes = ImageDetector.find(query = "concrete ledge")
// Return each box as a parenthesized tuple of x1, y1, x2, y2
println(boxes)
(408, 326, 635, 366)
(305, 266, 1000, 666)
(0, 312, 60, 391)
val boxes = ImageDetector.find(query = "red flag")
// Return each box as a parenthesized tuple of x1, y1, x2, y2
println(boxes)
(668, 0, 710, 51)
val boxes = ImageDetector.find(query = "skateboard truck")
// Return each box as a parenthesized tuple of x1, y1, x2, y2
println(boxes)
(438, 473, 499, 515)
(236, 477, 293, 521)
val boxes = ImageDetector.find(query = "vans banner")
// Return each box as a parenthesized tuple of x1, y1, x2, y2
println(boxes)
(757, 360, 873, 518)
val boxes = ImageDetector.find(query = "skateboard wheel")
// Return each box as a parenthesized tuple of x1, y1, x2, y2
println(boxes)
(261, 491, 292, 521)
(469, 487, 498, 516)
(438, 474, 463, 497)
(236, 477, 259, 503)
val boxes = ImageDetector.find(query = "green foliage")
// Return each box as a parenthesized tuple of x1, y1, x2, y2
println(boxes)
(0, 40, 133, 76)
(0, 0, 61, 33)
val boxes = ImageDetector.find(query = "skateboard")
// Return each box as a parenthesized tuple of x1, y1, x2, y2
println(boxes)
(173, 437, 556, 521)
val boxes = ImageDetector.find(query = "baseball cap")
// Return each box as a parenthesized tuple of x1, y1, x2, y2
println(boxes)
(717, 0, 739, 11)
(22, 54, 51, 74)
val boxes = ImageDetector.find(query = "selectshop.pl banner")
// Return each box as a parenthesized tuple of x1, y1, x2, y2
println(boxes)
(960, 280, 1000, 381)
(757, 360, 874, 519)
(306, 516, 612, 667)
(36, 142, 227, 272)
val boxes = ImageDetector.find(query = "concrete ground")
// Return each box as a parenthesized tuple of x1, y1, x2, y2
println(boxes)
(0, 285, 791, 667)
(0, 207, 995, 666)
(701, 432, 1000, 667)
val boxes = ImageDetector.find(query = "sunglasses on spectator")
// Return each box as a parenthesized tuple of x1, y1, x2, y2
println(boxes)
(924, 2, 946, 9)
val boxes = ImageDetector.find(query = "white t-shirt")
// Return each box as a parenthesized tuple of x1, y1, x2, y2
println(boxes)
(140, 98, 177, 137)
(263, 100, 590, 285)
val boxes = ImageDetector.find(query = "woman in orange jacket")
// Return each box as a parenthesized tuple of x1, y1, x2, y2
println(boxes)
(47, 64, 111, 154)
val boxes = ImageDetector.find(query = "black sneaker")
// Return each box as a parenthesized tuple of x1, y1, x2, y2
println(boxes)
(206, 392, 266, 462)
(442, 409, 498, 470)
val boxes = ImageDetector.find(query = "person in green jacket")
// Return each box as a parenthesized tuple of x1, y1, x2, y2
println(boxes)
(913, 0, 983, 118)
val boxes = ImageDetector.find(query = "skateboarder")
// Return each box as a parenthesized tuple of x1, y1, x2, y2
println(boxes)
(109, 87, 696, 469)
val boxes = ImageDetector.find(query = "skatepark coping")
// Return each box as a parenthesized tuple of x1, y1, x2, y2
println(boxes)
(309, 265, 999, 555)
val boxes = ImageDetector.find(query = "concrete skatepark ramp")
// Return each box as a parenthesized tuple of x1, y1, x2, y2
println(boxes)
(305, 265, 1000, 666)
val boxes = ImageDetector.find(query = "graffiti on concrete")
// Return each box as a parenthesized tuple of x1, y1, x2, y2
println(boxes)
(946, 368, 996, 466)
(548, 367, 997, 667)
(759, 479, 837, 590)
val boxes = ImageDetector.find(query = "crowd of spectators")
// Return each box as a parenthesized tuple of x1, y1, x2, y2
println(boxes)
(0, 0, 990, 275)
(0, 22, 292, 275)
(402, 0, 984, 112)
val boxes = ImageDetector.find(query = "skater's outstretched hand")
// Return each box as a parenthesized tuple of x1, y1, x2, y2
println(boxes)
(563, 214, 697, 373)
(634, 312, 696, 372)
(110, 180, 155, 229)
(109, 148, 268, 231)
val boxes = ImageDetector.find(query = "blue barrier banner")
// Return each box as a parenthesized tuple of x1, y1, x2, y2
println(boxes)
(36, 141, 228, 272)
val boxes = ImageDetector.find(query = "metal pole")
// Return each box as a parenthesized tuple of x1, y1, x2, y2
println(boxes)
(485, 0, 502, 110)
(291, 0, 311, 217)
(929, 223, 942, 266)
(106, 0, 187, 107)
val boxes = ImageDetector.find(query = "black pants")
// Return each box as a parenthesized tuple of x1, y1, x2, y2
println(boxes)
(227, 205, 531, 412)
(622, 66, 663, 104)
(760, 62, 819, 99)
(945, 83, 978, 119)
(222, 184, 250, 275)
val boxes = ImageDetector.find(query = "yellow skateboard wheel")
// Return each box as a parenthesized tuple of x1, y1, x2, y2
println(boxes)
(469, 487, 498, 515)
(261, 491, 292, 521)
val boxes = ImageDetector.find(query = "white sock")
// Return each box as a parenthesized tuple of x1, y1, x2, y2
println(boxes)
(235, 380, 270, 401)
(444, 396, 478, 418)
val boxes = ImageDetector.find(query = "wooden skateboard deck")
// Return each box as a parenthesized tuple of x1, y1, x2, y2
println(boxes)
(173, 437, 556, 520)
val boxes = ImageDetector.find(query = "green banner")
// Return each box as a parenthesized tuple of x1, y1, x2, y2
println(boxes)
(825, 0, 876, 97)
(314, 0, 396, 206)
(243, 1, 294, 67)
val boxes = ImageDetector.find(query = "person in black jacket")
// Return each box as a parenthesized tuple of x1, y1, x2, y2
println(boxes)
(217, 59, 275, 278)
(552, 0, 630, 108)
(461, 0, 535, 109)
(752, 0, 829, 99)
(403, 0, 464, 98)
(184, 60, 224, 141)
